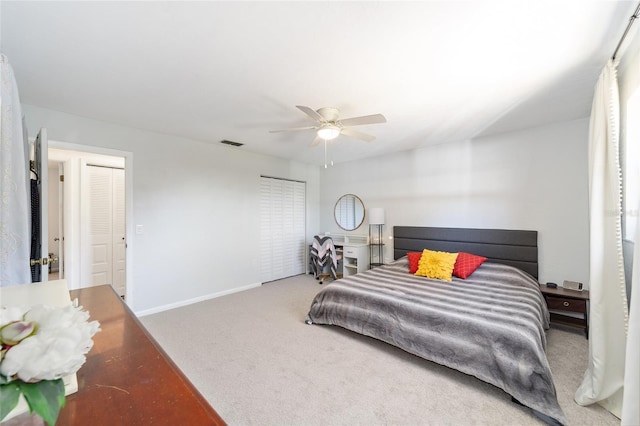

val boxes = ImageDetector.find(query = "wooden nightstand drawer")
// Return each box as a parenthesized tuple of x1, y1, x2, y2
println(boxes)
(539, 284, 590, 338)
(545, 297, 587, 313)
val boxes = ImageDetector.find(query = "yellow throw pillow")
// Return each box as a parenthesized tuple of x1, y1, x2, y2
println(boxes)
(415, 249, 459, 281)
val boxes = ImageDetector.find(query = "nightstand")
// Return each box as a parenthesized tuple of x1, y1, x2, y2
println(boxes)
(539, 285, 590, 338)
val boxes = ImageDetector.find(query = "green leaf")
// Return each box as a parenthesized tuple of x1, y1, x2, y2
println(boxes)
(0, 382, 21, 421)
(19, 379, 66, 426)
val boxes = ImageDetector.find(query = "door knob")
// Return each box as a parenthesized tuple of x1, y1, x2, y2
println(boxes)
(30, 254, 57, 266)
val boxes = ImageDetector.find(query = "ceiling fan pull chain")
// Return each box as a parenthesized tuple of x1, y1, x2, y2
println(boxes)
(324, 139, 328, 169)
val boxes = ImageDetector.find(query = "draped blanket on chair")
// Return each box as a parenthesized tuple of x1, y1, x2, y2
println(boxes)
(310, 236, 338, 280)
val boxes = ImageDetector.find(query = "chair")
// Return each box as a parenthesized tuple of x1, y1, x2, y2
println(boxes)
(310, 235, 341, 284)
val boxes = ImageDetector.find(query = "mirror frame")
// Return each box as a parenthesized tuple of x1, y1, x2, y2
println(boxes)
(334, 194, 365, 231)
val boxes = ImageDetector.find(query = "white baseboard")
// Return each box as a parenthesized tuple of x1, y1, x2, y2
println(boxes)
(135, 282, 262, 317)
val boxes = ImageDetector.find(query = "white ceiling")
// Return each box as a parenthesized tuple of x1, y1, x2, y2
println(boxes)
(1, 1, 636, 166)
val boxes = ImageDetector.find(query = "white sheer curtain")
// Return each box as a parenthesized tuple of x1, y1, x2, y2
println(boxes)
(575, 59, 629, 417)
(621, 216, 639, 425)
(0, 54, 31, 287)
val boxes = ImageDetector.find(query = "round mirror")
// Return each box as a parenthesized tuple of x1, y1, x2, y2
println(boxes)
(334, 194, 365, 231)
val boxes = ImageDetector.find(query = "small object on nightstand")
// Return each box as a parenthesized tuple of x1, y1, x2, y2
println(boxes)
(562, 280, 583, 291)
(546, 282, 558, 288)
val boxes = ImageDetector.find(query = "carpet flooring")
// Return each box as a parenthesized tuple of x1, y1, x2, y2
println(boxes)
(140, 274, 619, 425)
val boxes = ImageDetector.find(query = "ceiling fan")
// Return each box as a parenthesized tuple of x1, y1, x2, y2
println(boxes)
(270, 105, 387, 146)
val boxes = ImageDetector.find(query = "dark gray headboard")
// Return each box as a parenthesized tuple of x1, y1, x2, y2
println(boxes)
(394, 226, 538, 279)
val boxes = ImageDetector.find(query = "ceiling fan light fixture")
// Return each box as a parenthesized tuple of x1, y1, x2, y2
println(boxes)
(317, 125, 341, 140)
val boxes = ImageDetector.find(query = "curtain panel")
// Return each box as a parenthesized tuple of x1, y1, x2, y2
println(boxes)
(0, 54, 31, 287)
(621, 53, 640, 426)
(621, 217, 639, 425)
(575, 59, 629, 416)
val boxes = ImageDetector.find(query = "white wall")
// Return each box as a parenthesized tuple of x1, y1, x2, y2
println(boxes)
(23, 104, 320, 315)
(320, 118, 590, 287)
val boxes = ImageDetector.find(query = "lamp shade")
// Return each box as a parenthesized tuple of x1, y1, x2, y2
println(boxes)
(368, 207, 385, 225)
(317, 125, 341, 140)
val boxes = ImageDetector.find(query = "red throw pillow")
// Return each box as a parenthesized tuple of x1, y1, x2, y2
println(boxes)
(453, 252, 487, 279)
(407, 252, 422, 274)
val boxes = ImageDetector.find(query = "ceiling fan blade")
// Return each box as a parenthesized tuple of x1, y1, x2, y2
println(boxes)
(339, 113, 387, 127)
(310, 135, 323, 147)
(341, 127, 375, 142)
(296, 105, 325, 123)
(269, 126, 317, 133)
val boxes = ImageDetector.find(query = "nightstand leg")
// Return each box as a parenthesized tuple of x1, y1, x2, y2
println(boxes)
(585, 311, 589, 339)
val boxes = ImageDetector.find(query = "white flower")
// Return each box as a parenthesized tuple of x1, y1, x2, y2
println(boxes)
(0, 306, 27, 326)
(1, 307, 31, 363)
(1, 320, 37, 345)
(0, 304, 100, 382)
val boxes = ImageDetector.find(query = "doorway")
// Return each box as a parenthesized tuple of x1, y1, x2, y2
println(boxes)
(48, 143, 133, 304)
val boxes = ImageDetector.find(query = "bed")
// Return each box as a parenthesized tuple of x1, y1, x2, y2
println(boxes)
(306, 226, 566, 425)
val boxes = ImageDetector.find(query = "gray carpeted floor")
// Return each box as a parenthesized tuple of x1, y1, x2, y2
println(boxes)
(140, 274, 619, 425)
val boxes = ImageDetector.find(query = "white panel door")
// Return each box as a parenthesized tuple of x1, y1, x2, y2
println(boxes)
(88, 166, 113, 287)
(259, 177, 305, 283)
(112, 168, 126, 297)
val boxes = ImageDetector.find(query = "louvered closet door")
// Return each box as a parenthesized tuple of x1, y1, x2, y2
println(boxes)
(260, 177, 306, 283)
(88, 166, 113, 287)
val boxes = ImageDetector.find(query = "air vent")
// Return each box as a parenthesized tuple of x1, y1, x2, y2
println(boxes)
(220, 139, 244, 147)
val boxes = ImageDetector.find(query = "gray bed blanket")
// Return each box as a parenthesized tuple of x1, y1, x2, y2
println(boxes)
(306, 258, 567, 425)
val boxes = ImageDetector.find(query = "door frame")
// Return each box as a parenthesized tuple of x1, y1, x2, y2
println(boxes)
(57, 162, 65, 279)
(48, 140, 135, 307)
(35, 129, 49, 282)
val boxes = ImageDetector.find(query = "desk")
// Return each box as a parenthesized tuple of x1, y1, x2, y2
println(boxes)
(341, 244, 369, 277)
(4, 285, 226, 425)
(308, 243, 369, 279)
